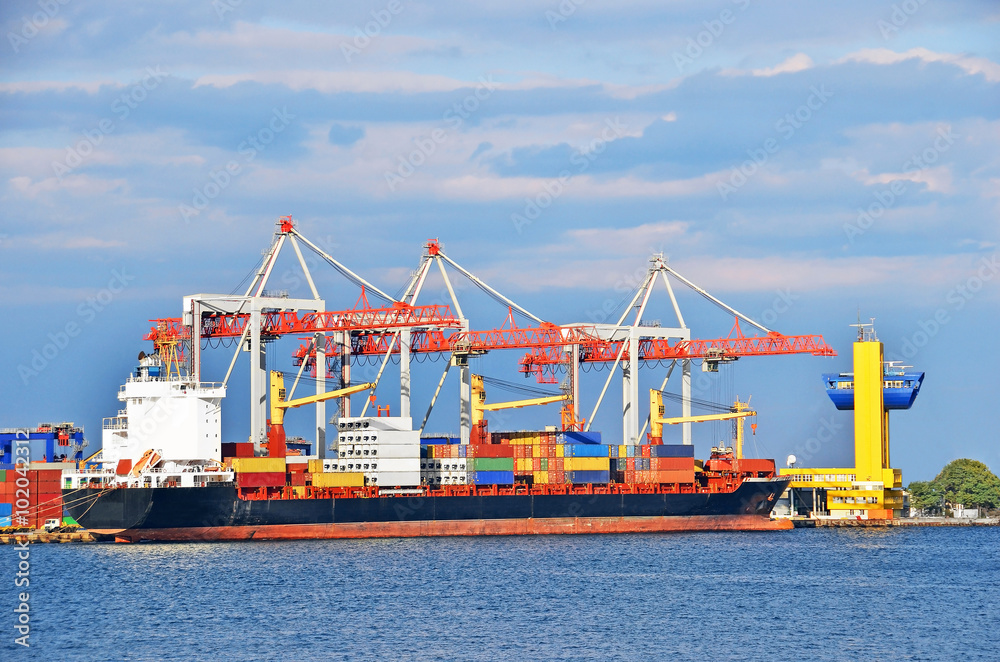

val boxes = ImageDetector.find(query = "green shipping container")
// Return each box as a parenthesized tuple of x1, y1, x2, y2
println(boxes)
(469, 457, 515, 472)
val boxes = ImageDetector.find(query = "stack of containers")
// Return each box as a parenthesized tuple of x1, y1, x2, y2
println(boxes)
(419, 457, 469, 486)
(231, 457, 286, 488)
(34, 468, 62, 526)
(610, 444, 696, 483)
(467, 444, 515, 485)
(0, 467, 65, 529)
(331, 417, 420, 487)
(421, 433, 699, 488)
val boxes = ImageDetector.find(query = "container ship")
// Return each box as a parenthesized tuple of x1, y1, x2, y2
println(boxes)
(51, 220, 833, 542)
(60, 356, 791, 542)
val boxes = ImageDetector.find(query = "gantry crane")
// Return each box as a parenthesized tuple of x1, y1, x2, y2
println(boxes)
(266, 371, 374, 458)
(470, 374, 570, 444)
(649, 390, 755, 459)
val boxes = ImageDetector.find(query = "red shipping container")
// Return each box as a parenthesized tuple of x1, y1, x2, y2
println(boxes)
(222, 442, 255, 458)
(653, 470, 695, 484)
(287, 463, 307, 474)
(236, 472, 286, 488)
(469, 444, 514, 459)
(641, 445, 651, 458)
(737, 459, 776, 474)
(288, 473, 306, 486)
(651, 457, 694, 471)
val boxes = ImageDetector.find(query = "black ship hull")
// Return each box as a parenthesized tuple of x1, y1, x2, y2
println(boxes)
(65, 478, 792, 541)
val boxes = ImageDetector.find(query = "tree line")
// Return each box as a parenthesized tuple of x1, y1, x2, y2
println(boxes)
(908, 458, 1000, 515)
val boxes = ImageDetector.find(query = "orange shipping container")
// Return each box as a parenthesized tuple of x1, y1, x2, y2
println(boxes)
(653, 470, 696, 484)
(651, 457, 694, 471)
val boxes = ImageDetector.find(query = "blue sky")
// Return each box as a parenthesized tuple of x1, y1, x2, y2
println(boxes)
(1, 1, 997, 481)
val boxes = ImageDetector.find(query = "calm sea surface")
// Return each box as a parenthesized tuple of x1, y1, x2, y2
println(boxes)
(6, 527, 998, 661)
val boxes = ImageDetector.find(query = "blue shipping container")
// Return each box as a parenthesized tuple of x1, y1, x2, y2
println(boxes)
(651, 444, 695, 458)
(564, 444, 611, 458)
(472, 470, 514, 485)
(558, 431, 602, 445)
(566, 470, 610, 484)
(0, 502, 12, 516)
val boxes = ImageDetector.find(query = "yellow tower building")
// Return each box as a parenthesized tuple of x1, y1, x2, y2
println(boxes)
(780, 325, 917, 519)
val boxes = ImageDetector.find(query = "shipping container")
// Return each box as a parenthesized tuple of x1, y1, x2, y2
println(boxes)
(563, 444, 611, 458)
(469, 457, 514, 472)
(651, 457, 695, 471)
(231, 457, 286, 473)
(557, 431, 602, 444)
(564, 457, 610, 472)
(372, 471, 421, 487)
(221, 442, 254, 458)
(652, 470, 696, 484)
(566, 470, 610, 484)
(472, 470, 515, 485)
(236, 472, 286, 488)
(650, 444, 696, 458)
(469, 445, 515, 459)
(308, 459, 324, 474)
(312, 472, 364, 488)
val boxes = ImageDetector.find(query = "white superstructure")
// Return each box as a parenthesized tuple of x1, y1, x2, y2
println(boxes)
(326, 416, 420, 486)
(65, 355, 234, 488)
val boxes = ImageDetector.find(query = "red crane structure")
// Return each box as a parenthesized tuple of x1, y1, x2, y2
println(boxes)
(143, 223, 836, 452)
(291, 241, 835, 445)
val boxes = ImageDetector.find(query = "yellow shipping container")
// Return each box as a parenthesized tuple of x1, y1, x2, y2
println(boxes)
(556, 444, 564, 458)
(308, 459, 324, 474)
(619, 445, 627, 458)
(292, 486, 307, 497)
(312, 472, 364, 488)
(564, 457, 609, 472)
(231, 457, 286, 473)
(538, 470, 548, 484)
(532, 445, 541, 458)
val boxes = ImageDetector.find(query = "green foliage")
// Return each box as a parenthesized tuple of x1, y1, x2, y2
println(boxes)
(926, 459, 1000, 510)
(907, 480, 942, 512)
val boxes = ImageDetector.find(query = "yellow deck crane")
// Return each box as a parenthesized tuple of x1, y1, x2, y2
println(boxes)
(267, 370, 375, 458)
(649, 389, 755, 458)
(471, 374, 570, 444)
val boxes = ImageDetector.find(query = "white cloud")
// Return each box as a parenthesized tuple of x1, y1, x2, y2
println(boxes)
(838, 48, 1000, 83)
(0, 80, 119, 94)
(722, 53, 814, 77)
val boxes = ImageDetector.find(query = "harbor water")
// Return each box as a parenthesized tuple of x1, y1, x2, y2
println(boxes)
(8, 526, 998, 660)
